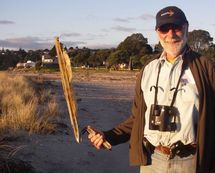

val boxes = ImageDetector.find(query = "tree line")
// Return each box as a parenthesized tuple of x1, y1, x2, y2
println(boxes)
(0, 29, 215, 70)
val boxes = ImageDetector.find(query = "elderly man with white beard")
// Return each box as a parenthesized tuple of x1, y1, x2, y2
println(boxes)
(88, 6, 215, 173)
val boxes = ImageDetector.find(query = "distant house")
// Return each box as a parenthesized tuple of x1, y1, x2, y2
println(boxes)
(16, 60, 36, 68)
(42, 54, 58, 64)
(25, 60, 36, 68)
(42, 54, 53, 63)
(119, 63, 127, 69)
(16, 62, 25, 68)
(0, 48, 5, 55)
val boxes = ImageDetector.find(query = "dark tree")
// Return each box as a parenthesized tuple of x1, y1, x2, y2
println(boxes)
(188, 30, 213, 52)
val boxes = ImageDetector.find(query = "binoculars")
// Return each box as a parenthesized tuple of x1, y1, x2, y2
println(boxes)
(149, 104, 178, 132)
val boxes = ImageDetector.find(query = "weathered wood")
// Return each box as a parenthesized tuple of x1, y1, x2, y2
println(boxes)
(55, 37, 80, 143)
(84, 126, 112, 150)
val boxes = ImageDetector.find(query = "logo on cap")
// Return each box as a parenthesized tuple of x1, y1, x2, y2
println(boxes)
(161, 10, 174, 17)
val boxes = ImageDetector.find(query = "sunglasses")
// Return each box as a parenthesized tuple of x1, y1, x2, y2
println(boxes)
(158, 24, 183, 34)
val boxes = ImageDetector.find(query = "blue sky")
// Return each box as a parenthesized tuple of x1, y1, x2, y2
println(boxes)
(1, 0, 215, 50)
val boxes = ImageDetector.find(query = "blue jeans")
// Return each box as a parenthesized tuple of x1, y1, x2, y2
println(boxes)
(140, 149, 196, 173)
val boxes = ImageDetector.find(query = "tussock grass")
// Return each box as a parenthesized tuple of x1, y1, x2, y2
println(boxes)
(0, 72, 59, 135)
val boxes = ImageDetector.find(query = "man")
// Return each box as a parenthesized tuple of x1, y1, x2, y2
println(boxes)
(88, 6, 215, 173)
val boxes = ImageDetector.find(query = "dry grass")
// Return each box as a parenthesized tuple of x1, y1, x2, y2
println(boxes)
(0, 72, 59, 135)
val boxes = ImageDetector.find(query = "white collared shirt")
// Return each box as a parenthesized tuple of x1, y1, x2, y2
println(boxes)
(141, 53, 199, 146)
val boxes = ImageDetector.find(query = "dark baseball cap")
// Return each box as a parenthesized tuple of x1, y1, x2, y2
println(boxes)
(155, 6, 188, 30)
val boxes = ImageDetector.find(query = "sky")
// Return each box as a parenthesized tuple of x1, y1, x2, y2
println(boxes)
(1, 0, 215, 50)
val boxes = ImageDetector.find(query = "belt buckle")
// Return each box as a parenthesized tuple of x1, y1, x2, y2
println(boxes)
(169, 142, 181, 159)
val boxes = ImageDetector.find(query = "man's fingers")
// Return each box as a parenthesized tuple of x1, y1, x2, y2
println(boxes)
(88, 133, 104, 149)
(94, 135, 104, 149)
(88, 133, 95, 139)
(96, 137, 104, 149)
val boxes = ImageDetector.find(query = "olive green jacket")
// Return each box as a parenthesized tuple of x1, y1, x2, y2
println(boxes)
(104, 47, 215, 173)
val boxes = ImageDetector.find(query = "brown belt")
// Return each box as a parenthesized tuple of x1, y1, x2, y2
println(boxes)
(155, 143, 196, 158)
(156, 145, 172, 155)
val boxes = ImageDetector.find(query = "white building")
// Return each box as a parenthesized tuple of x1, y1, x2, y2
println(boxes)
(42, 55, 58, 64)
(16, 60, 36, 68)
(25, 60, 36, 68)
(42, 54, 53, 63)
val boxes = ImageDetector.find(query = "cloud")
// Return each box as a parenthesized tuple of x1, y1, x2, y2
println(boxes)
(85, 33, 108, 41)
(0, 37, 51, 50)
(113, 17, 131, 23)
(60, 32, 82, 37)
(111, 25, 136, 32)
(101, 28, 110, 32)
(87, 43, 117, 49)
(113, 14, 154, 23)
(139, 14, 155, 20)
(0, 36, 87, 50)
(62, 41, 87, 48)
(0, 20, 15, 25)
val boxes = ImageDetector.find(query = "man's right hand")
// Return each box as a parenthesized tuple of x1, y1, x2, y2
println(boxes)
(88, 130, 105, 149)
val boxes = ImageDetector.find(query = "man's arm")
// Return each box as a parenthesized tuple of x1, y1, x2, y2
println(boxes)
(102, 69, 144, 146)
(88, 69, 144, 148)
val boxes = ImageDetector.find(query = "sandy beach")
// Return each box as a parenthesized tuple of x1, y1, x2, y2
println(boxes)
(5, 71, 140, 173)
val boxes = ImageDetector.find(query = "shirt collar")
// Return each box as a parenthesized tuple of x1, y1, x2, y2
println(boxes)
(159, 49, 186, 65)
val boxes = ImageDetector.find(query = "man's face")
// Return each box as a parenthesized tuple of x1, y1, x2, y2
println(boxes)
(157, 23, 188, 57)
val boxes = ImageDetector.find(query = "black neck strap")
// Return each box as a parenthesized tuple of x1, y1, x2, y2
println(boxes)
(150, 60, 164, 106)
(151, 58, 188, 107)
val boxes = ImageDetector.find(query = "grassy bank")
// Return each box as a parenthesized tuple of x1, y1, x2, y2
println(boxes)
(0, 72, 59, 135)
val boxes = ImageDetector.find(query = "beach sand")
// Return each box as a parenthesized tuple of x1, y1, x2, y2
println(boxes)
(6, 71, 140, 173)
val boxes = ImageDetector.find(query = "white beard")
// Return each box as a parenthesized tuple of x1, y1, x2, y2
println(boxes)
(159, 31, 188, 57)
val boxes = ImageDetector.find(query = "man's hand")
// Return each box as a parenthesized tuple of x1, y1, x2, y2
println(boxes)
(88, 129, 105, 149)
(83, 125, 112, 150)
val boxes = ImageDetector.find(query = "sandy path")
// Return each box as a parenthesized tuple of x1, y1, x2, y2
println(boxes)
(11, 71, 140, 173)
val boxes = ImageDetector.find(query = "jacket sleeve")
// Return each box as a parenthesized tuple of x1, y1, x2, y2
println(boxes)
(103, 69, 144, 146)
(194, 56, 215, 171)
(207, 60, 215, 93)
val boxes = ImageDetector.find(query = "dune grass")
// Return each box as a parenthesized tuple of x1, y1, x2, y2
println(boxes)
(0, 72, 59, 135)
